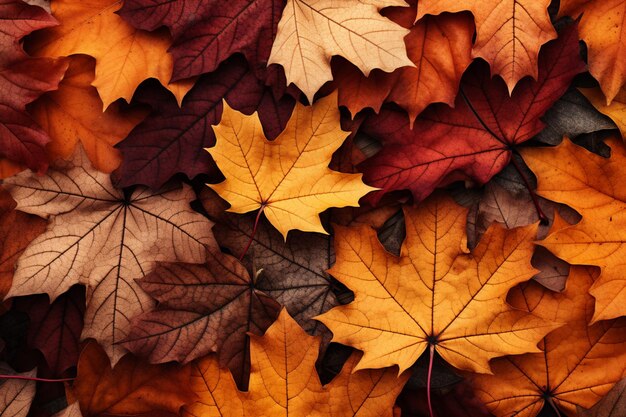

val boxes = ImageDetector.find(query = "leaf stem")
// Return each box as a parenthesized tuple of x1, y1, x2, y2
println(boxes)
(240, 205, 266, 261)
(510, 154, 548, 224)
(0, 374, 75, 383)
(547, 397, 562, 417)
(427, 344, 436, 417)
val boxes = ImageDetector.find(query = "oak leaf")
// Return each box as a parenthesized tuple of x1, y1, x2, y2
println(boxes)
(113, 56, 295, 189)
(29, 55, 147, 173)
(268, 0, 413, 101)
(73, 342, 196, 417)
(521, 137, 626, 321)
(417, 0, 556, 92)
(26, 0, 194, 108)
(207, 92, 376, 238)
(122, 248, 281, 388)
(0, 366, 36, 417)
(2, 147, 217, 363)
(119, 0, 285, 82)
(467, 266, 626, 417)
(0, 190, 47, 301)
(12, 285, 85, 375)
(0, 0, 67, 172)
(182, 309, 408, 417)
(317, 194, 559, 374)
(359, 25, 584, 203)
(334, 2, 474, 123)
(579, 87, 626, 139)
(559, 0, 626, 103)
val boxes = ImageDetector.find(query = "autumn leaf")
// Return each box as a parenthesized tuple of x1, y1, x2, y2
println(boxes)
(466, 266, 626, 417)
(113, 56, 295, 190)
(12, 285, 85, 375)
(26, 0, 194, 108)
(29, 55, 147, 173)
(0, 0, 67, 172)
(317, 194, 558, 374)
(334, 1, 474, 123)
(73, 341, 196, 417)
(559, 0, 626, 103)
(207, 92, 376, 238)
(579, 377, 626, 417)
(0, 190, 47, 301)
(521, 137, 626, 322)
(2, 146, 217, 363)
(359, 25, 584, 203)
(579, 87, 626, 139)
(119, 0, 285, 82)
(268, 0, 413, 101)
(0, 366, 36, 417)
(183, 309, 408, 417)
(417, 0, 556, 92)
(122, 248, 281, 388)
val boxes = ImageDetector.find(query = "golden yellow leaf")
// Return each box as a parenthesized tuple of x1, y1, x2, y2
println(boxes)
(30, 55, 147, 173)
(417, 0, 556, 93)
(521, 137, 626, 321)
(27, 0, 194, 108)
(268, 0, 413, 101)
(182, 309, 408, 417)
(207, 92, 376, 239)
(317, 194, 559, 374)
(466, 266, 626, 417)
(579, 87, 626, 138)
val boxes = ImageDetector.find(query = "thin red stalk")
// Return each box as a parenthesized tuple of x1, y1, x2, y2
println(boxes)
(427, 344, 436, 417)
(547, 397, 562, 417)
(0, 374, 74, 383)
(510, 154, 548, 224)
(240, 205, 266, 261)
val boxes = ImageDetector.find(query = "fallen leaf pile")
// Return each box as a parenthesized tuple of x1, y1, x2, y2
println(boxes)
(0, 1, 625, 417)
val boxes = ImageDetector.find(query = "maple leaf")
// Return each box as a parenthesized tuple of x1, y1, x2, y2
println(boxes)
(317, 194, 559, 374)
(119, 0, 285, 82)
(334, 2, 474, 123)
(207, 92, 376, 238)
(0, 190, 47, 301)
(579, 87, 626, 139)
(466, 266, 626, 417)
(579, 377, 626, 417)
(26, 0, 194, 108)
(29, 55, 147, 173)
(0, 0, 67, 172)
(268, 0, 413, 102)
(559, 0, 626, 103)
(521, 137, 626, 322)
(0, 366, 36, 417)
(73, 342, 197, 417)
(122, 248, 281, 388)
(12, 285, 85, 375)
(113, 56, 295, 190)
(2, 147, 217, 363)
(182, 309, 408, 417)
(359, 25, 584, 203)
(417, 0, 556, 92)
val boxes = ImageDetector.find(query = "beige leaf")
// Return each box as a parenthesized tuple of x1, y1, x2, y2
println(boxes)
(0, 367, 36, 417)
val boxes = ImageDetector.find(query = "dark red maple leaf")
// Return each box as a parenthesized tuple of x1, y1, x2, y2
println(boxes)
(122, 248, 281, 390)
(12, 285, 85, 376)
(113, 56, 295, 189)
(0, 0, 67, 172)
(119, 0, 285, 82)
(359, 24, 585, 203)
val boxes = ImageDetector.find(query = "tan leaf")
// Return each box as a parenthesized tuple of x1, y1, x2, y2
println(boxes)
(0, 366, 36, 417)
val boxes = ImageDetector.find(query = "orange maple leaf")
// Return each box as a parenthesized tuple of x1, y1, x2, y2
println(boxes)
(417, 0, 556, 92)
(317, 194, 559, 374)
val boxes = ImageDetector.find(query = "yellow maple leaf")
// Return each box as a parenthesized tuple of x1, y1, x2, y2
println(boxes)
(317, 194, 559, 374)
(579, 87, 626, 138)
(27, 0, 194, 108)
(522, 136, 626, 322)
(206, 92, 377, 239)
(268, 0, 413, 102)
